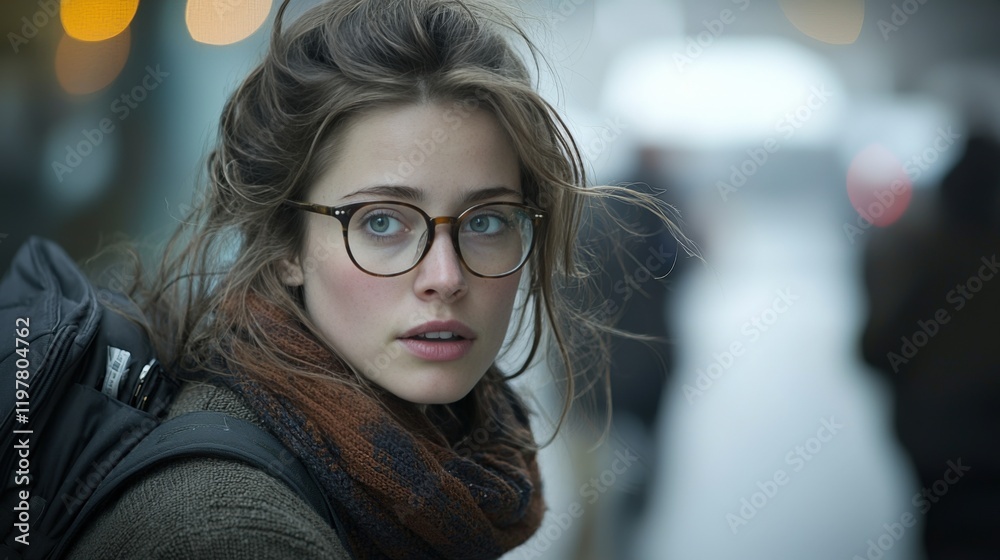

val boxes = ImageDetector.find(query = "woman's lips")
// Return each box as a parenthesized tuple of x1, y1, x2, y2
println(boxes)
(397, 319, 476, 361)
(397, 337, 473, 361)
(399, 320, 476, 340)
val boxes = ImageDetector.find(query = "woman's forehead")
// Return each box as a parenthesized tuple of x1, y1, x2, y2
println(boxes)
(307, 102, 522, 205)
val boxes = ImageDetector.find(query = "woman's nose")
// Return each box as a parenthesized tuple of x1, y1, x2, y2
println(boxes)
(412, 225, 468, 302)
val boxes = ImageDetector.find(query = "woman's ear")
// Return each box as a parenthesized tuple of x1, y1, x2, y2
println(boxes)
(279, 255, 305, 286)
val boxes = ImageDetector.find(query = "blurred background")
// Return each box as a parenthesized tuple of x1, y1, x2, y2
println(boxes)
(3, 1, 1000, 559)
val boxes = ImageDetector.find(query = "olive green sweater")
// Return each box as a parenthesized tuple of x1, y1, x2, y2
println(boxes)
(66, 383, 351, 559)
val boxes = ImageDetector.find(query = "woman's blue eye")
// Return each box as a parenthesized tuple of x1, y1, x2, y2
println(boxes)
(466, 214, 505, 234)
(370, 215, 391, 233)
(363, 213, 404, 235)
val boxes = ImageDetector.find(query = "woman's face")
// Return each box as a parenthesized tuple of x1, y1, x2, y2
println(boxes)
(283, 102, 524, 404)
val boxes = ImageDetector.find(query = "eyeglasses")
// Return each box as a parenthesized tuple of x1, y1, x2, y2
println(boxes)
(284, 199, 545, 278)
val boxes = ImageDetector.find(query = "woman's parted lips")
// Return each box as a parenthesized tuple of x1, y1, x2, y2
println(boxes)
(399, 320, 476, 340)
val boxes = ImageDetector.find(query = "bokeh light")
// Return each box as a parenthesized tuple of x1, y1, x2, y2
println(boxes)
(601, 38, 846, 149)
(61, 0, 139, 42)
(55, 28, 131, 95)
(779, 0, 864, 45)
(837, 96, 962, 190)
(43, 110, 121, 212)
(847, 143, 913, 228)
(186, 0, 272, 46)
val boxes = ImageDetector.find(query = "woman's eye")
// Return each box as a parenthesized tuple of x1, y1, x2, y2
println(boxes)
(369, 215, 391, 233)
(469, 215, 503, 233)
(466, 213, 506, 234)
(363, 213, 404, 235)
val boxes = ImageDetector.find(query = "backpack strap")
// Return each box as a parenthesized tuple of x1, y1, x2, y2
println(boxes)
(54, 411, 349, 558)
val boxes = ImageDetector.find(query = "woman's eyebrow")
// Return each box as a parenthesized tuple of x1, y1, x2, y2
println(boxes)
(341, 185, 521, 204)
(461, 186, 522, 204)
(342, 185, 422, 201)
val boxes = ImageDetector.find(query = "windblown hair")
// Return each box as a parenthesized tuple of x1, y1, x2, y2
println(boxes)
(126, 0, 690, 444)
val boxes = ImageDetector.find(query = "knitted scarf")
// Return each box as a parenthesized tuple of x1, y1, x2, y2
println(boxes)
(217, 293, 545, 559)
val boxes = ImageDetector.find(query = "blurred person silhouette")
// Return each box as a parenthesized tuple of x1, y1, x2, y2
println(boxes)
(567, 145, 688, 560)
(861, 132, 1000, 560)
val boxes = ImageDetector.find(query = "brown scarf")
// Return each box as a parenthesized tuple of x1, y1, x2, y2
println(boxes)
(219, 293, 544, 559)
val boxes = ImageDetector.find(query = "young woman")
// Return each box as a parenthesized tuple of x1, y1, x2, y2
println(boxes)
(67, 1, 686, 558)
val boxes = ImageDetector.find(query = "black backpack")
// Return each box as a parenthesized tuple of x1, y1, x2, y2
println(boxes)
(0, 237, 345, 559)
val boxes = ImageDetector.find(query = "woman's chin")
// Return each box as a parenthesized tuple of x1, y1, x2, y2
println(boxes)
(379, 366, 482, 406)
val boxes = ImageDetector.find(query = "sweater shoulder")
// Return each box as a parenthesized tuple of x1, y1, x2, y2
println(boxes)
(65, 384, 351, 560)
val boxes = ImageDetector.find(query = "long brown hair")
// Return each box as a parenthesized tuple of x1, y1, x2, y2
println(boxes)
(121, 0, 692, 445)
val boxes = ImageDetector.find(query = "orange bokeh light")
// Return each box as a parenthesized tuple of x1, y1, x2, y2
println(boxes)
(55, 28, 131, 95)
(186, 0, 272, 46)
(61, 0, 139, 42)
(779, 0, 865, 45)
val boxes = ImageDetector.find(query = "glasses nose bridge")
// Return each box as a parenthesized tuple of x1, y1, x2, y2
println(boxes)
(429, 215, 458, 228)
(424, 214, 461, 253)
(415, 214, 467, 273)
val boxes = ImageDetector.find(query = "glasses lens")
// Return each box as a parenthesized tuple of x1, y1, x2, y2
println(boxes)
(347, 203, 428, 275)
(459, 204, 535, 276)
